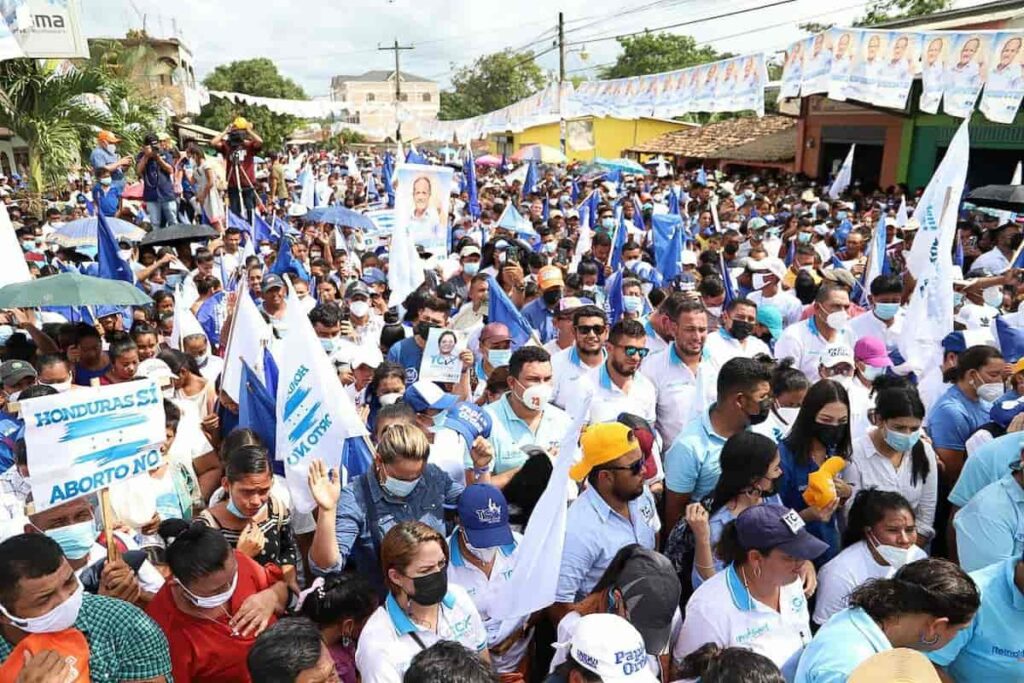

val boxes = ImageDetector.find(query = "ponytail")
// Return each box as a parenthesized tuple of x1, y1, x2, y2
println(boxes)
(849, 558, 978, 626)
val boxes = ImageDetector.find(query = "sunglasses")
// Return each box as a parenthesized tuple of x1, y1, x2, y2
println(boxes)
(600, 454, 646, 476)
(618, 345, 650, 359)
(575, 324, 606, 337)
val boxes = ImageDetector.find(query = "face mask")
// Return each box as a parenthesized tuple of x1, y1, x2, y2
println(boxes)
(623, 295, 644, 314)
(194, 351, 210, 368)
(542, 242, 557, 254)
(542, 289, 561, 308)
(836, 211, 848, 220)
(378, 392, 402, 406)
(320, 337, 336, 354)
(730, 320, 753, 341)
(488, 348, 512, 367)
(106, 144, 116, 155)
(600, 217, 616, 231)
(226, 497, 265, 520)
(825, 310, 849, 330)
(748, 397, 772, 425)
(832, 375, 854, 392)
(869, 533, 913, 570)
(812, 422, 846, 450)
(464, 536, 498, 564)
(408, 569, 448, 606)
(118, 249, 133, 262)
(179, 571, 238, 609)
(752, 273, 770, 290)
(797, 232, 812, 244)
(463, 261, 480, 276)
(777, 406, 800, 425)
(349, 300, 370, 318)
(706, 304, 723, 318)
(983, 286, 1004, 309)
(624, 259, 640, 272)
(976, 381, 1005, 403)
(415, 321, 436, 340)
(884, 425, 921, 452)
(382, 473, 421, 498)
(724, 243, 739, 256)
(99, 177, 113, 186)
(0, 580, 83, 634)
(43, 378, 73, 393)
(515, 379, 553, 411)
(862, 365, 885, 382)
(259, 245, 272, 256)
(44, 519, 96, 560)
(873, 302, 900, 321)
(430, 410, 448, 433)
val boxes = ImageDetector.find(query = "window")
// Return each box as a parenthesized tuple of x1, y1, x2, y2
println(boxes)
(366, 93, 375, 102)
(421, 93, 431, 102)
(398, 93, 408, 102)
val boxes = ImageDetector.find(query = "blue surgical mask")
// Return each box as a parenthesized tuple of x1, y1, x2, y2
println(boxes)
(320, 337, 336, 353)
(99, 177, 113, 186)
(542, 242, 557, 254)
(463, 261, 479, 276)
(797, 232, 812, 244)
(382, 474, 420, 498)
(884, 426, 921, 452)
(430, 410, 447, 432)
(873, 302, 900, 321)
(488, 349, 512, 367)
(45, 519, 96, 560)
(836, 211, 848, 220)
(601, 217, 616, 231)
(227, 497, 265, 519)
(623, 295, 644, 313)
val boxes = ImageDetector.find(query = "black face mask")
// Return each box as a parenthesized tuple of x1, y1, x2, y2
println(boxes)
(543, 289, 562, 308)
(724, 243, 739, 256)
(748, 397, 772, 426)
(730, 320, 753, 341)
(811, 422, 846, 451)
(1009, 233, 1024, 251)
(408, 570, 448, 606)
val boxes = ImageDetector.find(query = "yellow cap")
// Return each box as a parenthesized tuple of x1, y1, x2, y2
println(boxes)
(232, 116, 251, 130)
(848, 649, 940, 683)
(1012, 357, 1024, 375)
(570, 422, 638, 481)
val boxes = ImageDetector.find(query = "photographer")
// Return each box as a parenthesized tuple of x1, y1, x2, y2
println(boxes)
(136, 131, 178, 228)
(212, 116, 264, 223)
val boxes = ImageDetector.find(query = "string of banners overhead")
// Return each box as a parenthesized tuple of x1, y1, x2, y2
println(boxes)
(778, 27, 1024, 124)
(421, 52, 768, 143)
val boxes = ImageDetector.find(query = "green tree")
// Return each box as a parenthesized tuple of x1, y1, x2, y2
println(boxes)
(855, 0, 952, 26)
(438, 49, 546, 120)
(86, 36, 165, 150)
(600, 32, 725, 80)
(197, 58, 307, 150)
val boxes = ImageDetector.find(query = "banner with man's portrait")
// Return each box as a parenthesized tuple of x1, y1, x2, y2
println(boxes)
(919, 33, 950, 114)
(394, 164, 453, 258)
(979, 32, 1024, 123)
(943, 33, 994, 118)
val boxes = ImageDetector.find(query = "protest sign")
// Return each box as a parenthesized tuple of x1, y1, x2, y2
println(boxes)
(1, 0, 89, 59)
(420, 328, 465, 384)
(23, 379, 166, 512)
(394, 164, 453, 257)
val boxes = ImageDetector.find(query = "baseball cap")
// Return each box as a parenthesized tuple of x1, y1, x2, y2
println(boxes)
(362, 267, 387, 286)
(459, 245, 481, 259)
(345, 280, 371, 299)
(232, 116, 252, 130)
(135, 358, 177, 382)
(681, 250, 698, 266)
(479, 322, 511, 345)
(571, 422, 640, 481)
(261, 273, 285, 291)
(555, 614, 657, 682)
(537, 266, 564, 292)
(848, 649, 940, 683)
(749, 257, 787, 281)
(757, 304, 784, 341)
(97, 130, 120, 144)
(557, 297, 588, 316)
(457, 483, 512, 548)
(350, 346, 383, 370)
(443, 401, 493, 451)
(819, 344, 855, 369)
(990, 390, 1024, 429)
(403, 380, 458, 413)
(822, 267, 857, 289)
(612, 548, 682, 654)
(941, 331, 967, 354)
(855, 337, 893, 368)
(736, 504, 829, 561)
(0, 360, 36, 387)
(143, 132, 159, 147)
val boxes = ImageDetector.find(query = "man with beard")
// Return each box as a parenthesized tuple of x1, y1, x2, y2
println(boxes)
(573, 320, 656, 429)
(551, 305, 608, 411)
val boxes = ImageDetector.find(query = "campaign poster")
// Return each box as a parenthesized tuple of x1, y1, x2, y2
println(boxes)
(828, 28, 859, 101)
(619, 77, 643, 118)
(779, 38, 804, 100)
(979, 32, 1024, 124)
(697, 63, 720, 112)
(735, 54, 766, 115)
(1, 0, 89, 59)
(802, 33, 833, 96)
(873, 32, 922, 110)
(420, 327, 465, 384)
(23, 379, 167, 512)
(566, 119, 595, 153)
(943, 33, 994, 118)
(715, 57, 740, 112)
(394, 164, 453, 257)
(848, 30, 889, 104)
(919, 33, 950, 114)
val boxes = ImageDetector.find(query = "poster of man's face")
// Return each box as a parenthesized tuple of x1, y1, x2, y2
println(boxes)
(996, 35, 1023, 69)
(925, 36, 947, 67)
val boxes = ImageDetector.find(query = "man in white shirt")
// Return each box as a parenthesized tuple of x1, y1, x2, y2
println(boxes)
(343, 280, 384, 352)
(571, 319, 657, 428)
(544, 297, 587, 357)
(971, 223, 1021, 275)
(775, 283, 856, 381)
(849, 272, 904, 352)
(748, 258, 804, 326)
(705, 297, 771, 371)
(551, 304, 608, 411)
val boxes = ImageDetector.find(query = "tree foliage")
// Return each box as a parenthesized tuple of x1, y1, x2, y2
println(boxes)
(197, 58, 307, 150)
(438, 49, 546, 120)
(86, 37, 165, 151)
(855, 0, 952, 26)
(599, 32, 725, 80)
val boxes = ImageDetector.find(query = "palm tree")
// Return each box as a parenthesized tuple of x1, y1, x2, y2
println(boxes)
(86, 37, 166, 149)
(0, 59, 112, 197)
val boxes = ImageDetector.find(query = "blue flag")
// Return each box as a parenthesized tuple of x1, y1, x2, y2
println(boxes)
(631, 196, 645, 232)
(652, 214, 683, 282)
(487, 275, 534, 348)
(263, 346, 279, 397)
(606, 268, 624, 324)
(587, 190, 601, 230)
(239, 360, 278, 463)
(571, 178, 580, 204)
(996, 317, 1024, 363)
(542, 193, 550, 223)
(785, 239, 796, 267)
(196, 290, 227, 348)
(270, 239, 311, 281)
(341, 436, 374, 479)
(696, 167, 707, 186)
(228, 210, 251, 235)
(463, 146, 481, 220)
(272, 217, 290, 240)
(94, 194, 133, 283)
(522, 161, 537, 200)
(667, 190, 681, 216)
(829, 255, 866, 304)
(253, 213, 274, 243)
(405, 145, 427, 165)
(954, 234, 965, 268)
(382, 153, 395, 208)
(610, 219, 628, 271)
(721, 251, 736, 308)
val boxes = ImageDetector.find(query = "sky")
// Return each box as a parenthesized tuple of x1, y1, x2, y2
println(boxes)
(80, 0, 992, 97)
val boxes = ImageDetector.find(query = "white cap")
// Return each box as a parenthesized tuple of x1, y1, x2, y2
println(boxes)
(820, 344, 855, 369)
(555, 614, 657, 682)
(287, 203, 308, 217)
(681, 250, 698, 266)
(459, 245, 481, 258)
(136, 358, 177, 382)
(351, 346, 383, 370)
(750, 257, 787, 281)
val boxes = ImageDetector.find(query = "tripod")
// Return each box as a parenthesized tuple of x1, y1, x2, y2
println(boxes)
(227, 145, 258, 224)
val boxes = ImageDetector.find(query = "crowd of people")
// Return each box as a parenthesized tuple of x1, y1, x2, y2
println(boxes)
(0, 116, 1023, 683)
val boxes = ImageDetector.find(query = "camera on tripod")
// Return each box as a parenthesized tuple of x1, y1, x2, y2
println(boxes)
(226, 129, 248, 150)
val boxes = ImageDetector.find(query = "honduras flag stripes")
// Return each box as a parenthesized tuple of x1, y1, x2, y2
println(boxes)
(487, 275, 534, 348)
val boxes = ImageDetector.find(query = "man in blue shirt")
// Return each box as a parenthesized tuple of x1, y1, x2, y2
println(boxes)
(387, 294, 448, 385)
(135, 132, 177, 228)
(89, 130, 132, 190)
(93, 168, 122, 218)
(520, 265, 563, 343)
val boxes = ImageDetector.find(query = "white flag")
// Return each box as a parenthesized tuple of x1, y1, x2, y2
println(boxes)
(0, 204, 31, 288)
(221, 289, 272, 402)
(168, 284, 204, 351)
(387, 219, 425, 308)
(827, 144, 856, 200)
(275, 297, 367, 513)
(895, 195, 909, 228)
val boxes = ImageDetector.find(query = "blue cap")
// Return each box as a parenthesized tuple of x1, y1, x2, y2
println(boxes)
(735, 504, 829, 562)
(990, 390, 1024, 428)
(942, 331, 967, 354)
(756, 304, 783, 341)
(443, 402, 492, 448)
(362, 267, 387, 285)
(457, 484, 513, 548)
(403, 380, 458, 413)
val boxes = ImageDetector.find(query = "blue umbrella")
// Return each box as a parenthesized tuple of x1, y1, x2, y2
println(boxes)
(46, 217, 146, 248)
(304, 205, 377, 232)
(596, 157, 646, 174)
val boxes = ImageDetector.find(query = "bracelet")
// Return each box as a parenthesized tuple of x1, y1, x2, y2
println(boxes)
(472, 466, 491, 476)
(694, 562, 716, 570)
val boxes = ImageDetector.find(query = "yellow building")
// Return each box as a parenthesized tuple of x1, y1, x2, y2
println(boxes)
(489, 116, 694, 162)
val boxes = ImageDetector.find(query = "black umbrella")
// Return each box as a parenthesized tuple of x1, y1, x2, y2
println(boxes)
(966, 185, 1024, 212)
(139, 223, 219, 246)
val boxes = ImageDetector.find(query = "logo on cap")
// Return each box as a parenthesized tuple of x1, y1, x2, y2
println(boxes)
(476, 498, 502, 525)
(781, 509, 805, 534)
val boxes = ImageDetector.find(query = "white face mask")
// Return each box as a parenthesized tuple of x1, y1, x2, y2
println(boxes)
(0, 579, 83, 633)
(349, 300, 370, 318)
(869, 533, 913, 570)
(623, 259, 640, 271)
(983, 286, 1004, 309)
(465, 539, 498, 564)
(515, 379, 553, 411)
(43, 379, 73, 393)
(706, 305, 723, 317)
(825, 310, 849, 330)
(752, 273, 769, 290)
(378, 392, 402, 406)
(118, 249, 133, 262)
(977, 381, 1005, 403)
(832, 375, 854, 392)
(777, 406, 800, 425)
(178, 570, 238, 609)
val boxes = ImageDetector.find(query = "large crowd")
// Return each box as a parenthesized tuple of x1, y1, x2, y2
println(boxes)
(0, 115, 1022, 683)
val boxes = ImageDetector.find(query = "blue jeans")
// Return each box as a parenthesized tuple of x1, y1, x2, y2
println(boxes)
(146, 200, 178, 228)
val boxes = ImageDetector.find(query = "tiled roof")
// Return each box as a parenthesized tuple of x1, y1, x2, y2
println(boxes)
(332, 70, 433, 88)
(625, 115, 797, 161)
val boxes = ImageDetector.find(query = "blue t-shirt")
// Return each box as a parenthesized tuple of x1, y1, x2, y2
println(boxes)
(520, 298, 557, 343)
(135, 150, 176, 202)
(89, 146, 124, 182)
(387, 337, 424, 385)
(96, 185, 122, 217)
(777, 440, 841, 567)
(927, 384, 990, 452)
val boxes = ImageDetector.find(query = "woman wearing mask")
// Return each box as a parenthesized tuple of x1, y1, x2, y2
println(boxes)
(364, 362, 408, 431)
(928, 345, 1004, 489)
(299, 572, 379, 683)
(201, 444, 298, 588)
(674, 504, 827, 674)
(846, 387, 937, 544)
(813, 489, 927, 626)
(794, 558, 978, 683)
(355, 521, 489, 682)
(777, 379, 854, 566)
(147, 520, 289, 682)
(753, 358, 811, 444)
(189, 142, 224, 230)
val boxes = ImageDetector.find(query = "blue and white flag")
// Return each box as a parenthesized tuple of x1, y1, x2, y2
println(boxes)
(522, 160, 538, 200)
(861, 214, 889, 306)
(94, 197, 133, 284)
(496, 205, 537, 243)
(196, 290, 228, 348)
(827, 144, 855, 200)
(221, 289, 273, 402)
(721, 251, 737, 308)
(652, 214, 683, 282)
(487, 276, 534, 348)
(239, 360, 277, 460)
(366, 208, 396, 235)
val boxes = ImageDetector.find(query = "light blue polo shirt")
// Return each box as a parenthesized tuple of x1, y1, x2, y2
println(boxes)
(793, 607, 891, 683)
(927, 384, 990, 452)
(474, 395, 572, 473)
(555, 485, 659, 602)
(929, 558, 1024, 682)
(949, 431, 1024, 508)
(663, 405, 729, 500)
(954, 471, 1024, 572)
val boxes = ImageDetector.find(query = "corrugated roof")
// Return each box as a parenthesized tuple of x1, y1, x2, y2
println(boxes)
(874, 0, 1024, 28)
(332, 70, 433, 88)
(625, 115, 796, 160)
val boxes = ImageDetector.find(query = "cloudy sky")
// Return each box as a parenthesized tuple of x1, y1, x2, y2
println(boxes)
(81, 0, 989, 96)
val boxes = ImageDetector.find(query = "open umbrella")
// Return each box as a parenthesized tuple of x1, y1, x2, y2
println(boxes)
(511, 144, 567, 164)
(0, 272, 152, 308)
(475, 154, 503, 167)
(966, 185, 1024, 213)
(596, 157, 646, 174)
(140, 223, 218, 246)
(45, 217, 147, 248)
(304, 206, 377, 231)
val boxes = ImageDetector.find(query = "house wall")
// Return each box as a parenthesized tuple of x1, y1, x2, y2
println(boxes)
(488, 117, 688, 162)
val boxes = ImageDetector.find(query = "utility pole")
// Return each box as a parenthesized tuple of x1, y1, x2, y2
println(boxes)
(558, 11, 566, 156)
(378, 40, 414, 143)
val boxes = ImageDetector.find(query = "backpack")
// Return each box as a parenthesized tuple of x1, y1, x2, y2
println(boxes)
(661, 496, 713, 613)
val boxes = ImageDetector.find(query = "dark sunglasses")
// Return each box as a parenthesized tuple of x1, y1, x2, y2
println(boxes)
(599, 454, 646, 476)
(575, 324, 606, 337)
(619, 345, 650, 359)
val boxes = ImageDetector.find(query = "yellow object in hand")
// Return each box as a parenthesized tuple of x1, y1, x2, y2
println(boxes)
(803, 456, 847, 509)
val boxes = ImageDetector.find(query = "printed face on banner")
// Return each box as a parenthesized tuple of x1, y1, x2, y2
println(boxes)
(420, 327, 465, 384)
(23, 379, 166, 511)
(828, 29, 858, 101)
(980, 32, 1024, 123)
(944, 33, 994, 118)
(874, 32, 921, 109)
(849, 31, 889, 103)
(919, 33, 950, 114)
(802, 33, 833, 96)
(395, 164, 453, 257)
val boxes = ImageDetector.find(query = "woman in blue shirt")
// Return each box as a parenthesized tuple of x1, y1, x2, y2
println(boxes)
(778, 379, 854, 567)
(795, 558, 979, 683)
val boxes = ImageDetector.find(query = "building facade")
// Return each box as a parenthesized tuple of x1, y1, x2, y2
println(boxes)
(488, 116, 691, 163)
(330, 70, 440, 141)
